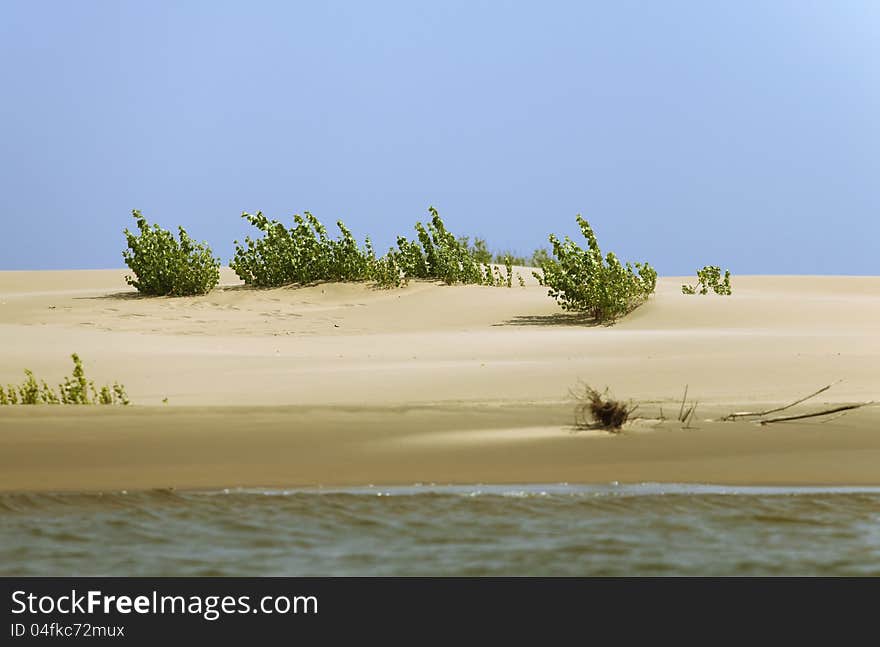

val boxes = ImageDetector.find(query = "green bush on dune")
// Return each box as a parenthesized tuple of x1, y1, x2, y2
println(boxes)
(534, 215, 657, 323)
(123, 210, 221, 296)
(230, 206, 522, 290)
(383, 206, 513, 287)
(682, 265, 732, 295)
(230, 210, 376, 287)
(118, 206, 666, 324)
(0, 354, 130, 406)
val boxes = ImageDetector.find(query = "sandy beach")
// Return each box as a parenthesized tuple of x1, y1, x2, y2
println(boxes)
(1, 269, 878, 492)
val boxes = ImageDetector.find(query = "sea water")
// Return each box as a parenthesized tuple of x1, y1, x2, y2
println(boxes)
(2, 484, 879, 576)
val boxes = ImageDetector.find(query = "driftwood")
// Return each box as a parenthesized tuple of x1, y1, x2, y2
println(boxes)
(758, 402, 874, 425)
(722, 381, 841, 421)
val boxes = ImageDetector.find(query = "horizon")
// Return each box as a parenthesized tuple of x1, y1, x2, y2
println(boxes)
(1, 2, 878, 275)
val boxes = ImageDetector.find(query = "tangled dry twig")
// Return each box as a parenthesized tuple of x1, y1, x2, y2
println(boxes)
(572, 383, 637, 432)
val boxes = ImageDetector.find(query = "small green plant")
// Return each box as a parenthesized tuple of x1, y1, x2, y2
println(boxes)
(0, 354, 130, 406)
(112, 382, 130, 406)
(682, 265, 732, 295)
(2, 387, 17, 405)
(503, 255, 513, 288)
(123, 210, 221, 296)
(535, 215, 657, 323)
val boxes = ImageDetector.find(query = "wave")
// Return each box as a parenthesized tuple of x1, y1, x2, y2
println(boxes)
(4, 481, 880, 510)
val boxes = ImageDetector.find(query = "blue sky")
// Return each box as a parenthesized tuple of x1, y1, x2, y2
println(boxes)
(1, 1, 877, 273)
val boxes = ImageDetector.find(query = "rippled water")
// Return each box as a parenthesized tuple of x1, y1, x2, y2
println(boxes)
(2, 484, 879, 576)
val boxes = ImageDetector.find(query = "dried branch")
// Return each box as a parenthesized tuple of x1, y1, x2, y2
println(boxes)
(758, 402, 874, 426)
(678, 385, 689, 421)
(722, 381, 842, 421)
(684, 403, 698, 429)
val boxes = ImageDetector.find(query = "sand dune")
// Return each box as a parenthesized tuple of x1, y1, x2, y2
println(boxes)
(0, 269, 878, 491)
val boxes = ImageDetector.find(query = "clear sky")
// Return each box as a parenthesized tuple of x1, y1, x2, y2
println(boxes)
(1, 1, 877, 273)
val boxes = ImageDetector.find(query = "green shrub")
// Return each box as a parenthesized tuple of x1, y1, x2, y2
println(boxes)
(370, 251, 405, 288)
(682, 265, 732, 295)
(535, 215, 657, 323)
(391, 234, 429, 282)
(0, 354, 130, 406)
(123, 210, 220, 296)
(18, 370, 40, 405)
(385, 207, 519, 288)
(1, 387, 16, 405)
(40, 380, 60, 404)
(231, 211, 376, 287)
(420, 207, 486, 285)
(231, 206, 519, 290)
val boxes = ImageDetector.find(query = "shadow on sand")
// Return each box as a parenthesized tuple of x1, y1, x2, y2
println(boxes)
(74, 283, 257, 301)
(493, 313, 600, 327)
(74, 291, 147, 301)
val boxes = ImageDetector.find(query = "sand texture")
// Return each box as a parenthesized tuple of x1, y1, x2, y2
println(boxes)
(0, 269, 878, 491)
